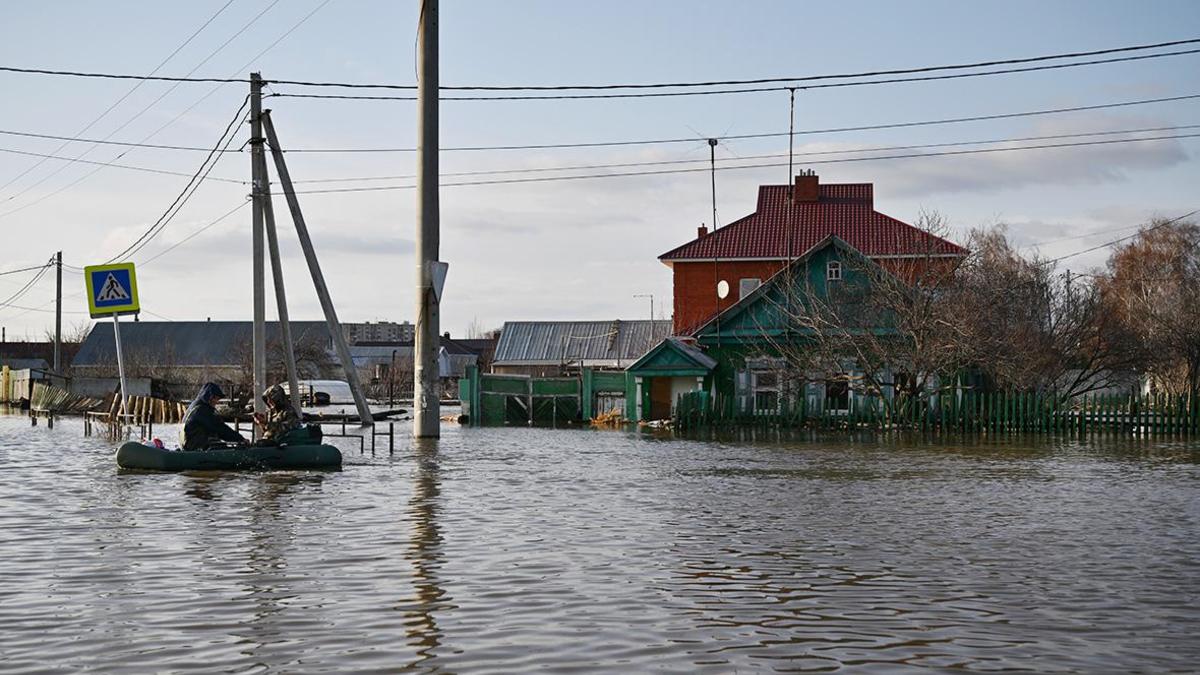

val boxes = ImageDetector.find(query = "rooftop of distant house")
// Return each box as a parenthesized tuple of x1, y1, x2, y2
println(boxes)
(659, 173, 966, 262)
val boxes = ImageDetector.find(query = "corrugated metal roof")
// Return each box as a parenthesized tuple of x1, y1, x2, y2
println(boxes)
(660, 183, 966, 261)
(73, 321, 333, 367)
(493, 320, 672, 367)
(0, 358, 49, 370)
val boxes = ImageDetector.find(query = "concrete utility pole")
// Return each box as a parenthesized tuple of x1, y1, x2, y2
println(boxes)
(262, 112, 374, 428)
(250, 73, 267, 434)
(255, 144, 302, 418)
(53, 251, 62, 373)
(414, 0, 441, 438)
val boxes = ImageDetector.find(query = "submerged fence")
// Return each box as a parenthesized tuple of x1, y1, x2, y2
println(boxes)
(675, 389, 1200, 437)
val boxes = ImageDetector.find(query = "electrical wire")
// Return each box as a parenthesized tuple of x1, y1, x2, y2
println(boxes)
(5, 36, 1196, 91)
(1044, 209, 1200, 265)
(269, 47, 1200, 101)
(0, 128, 240, 151)
(0, 262, 51, 278)
(287, 124, 1200, 184)
(0, 0, 267, 208)
(138, 199, 250, 265)
(280, 132, 1200, 195)
(2, 92, 1196, 156)
(102, 98, 249, 264)
(0, 146, 245, 183)
(0, 0, 239, 197)
(0, 258, 53, 309)
(0, 0, 327, 222)
(1, 0, 324, 223)
(274, 93, 1200, 153)
(0, 2, 282, 220)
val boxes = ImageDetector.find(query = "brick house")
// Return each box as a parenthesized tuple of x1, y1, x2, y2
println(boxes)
(628, 172, 968, 421)
(659, 173, 966, 334)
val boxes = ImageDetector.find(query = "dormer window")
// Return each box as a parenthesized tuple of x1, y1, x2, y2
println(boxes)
(827, 261, 842, 281)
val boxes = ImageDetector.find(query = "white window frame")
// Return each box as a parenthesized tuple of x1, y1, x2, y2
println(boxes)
(826, 260, 842, 281)
(738, 277, 762, 300)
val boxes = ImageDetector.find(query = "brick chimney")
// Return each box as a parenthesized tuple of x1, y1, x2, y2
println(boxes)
(697, 224, 708, 239)
(794, 171, 819, 202)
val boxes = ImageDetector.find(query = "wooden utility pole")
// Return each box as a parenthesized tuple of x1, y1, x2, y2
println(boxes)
(53, 251, 62, 373)
(414, 0, 441, 438)
(250, 73, 267, 433)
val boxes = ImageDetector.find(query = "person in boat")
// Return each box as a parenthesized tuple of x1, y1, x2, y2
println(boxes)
(254, 384, 301, 443)
(180, 382, 247, 451)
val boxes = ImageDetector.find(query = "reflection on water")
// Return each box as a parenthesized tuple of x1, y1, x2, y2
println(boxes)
(0, 412, 1198, 673)
(400, 439, 446, 666)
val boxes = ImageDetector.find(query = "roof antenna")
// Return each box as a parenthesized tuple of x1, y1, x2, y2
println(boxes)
(708, 138, 719, 231)
(787, 87, 796, 263)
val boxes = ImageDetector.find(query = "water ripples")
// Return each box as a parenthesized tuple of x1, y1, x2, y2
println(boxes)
(1, 415, 1198, 672)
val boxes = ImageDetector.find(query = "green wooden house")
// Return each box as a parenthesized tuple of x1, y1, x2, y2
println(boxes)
(636, 235, 912, 420)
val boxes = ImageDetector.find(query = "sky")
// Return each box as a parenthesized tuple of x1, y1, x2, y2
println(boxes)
(1, 0, 1198, 341)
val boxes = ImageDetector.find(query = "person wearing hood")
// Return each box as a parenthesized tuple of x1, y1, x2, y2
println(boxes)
(180, 382, 247, 451)
(254, 384, 301, 442)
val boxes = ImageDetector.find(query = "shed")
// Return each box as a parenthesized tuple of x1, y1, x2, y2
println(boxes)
(627, 337, 717, 420)
(492, 320, 671, 376)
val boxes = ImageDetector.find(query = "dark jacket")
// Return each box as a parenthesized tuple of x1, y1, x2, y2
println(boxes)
(180, 383, 245, 450)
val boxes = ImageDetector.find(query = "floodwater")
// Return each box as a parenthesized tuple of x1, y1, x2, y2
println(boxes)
(1, 413, 1198, 673)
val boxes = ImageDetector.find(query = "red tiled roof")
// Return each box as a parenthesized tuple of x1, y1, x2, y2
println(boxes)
(660, 183, 966, 261)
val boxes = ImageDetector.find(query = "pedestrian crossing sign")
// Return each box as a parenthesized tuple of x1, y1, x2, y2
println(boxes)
(85, 263, 140, 318)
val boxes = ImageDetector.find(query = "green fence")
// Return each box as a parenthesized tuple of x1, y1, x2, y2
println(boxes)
(675, 389, 1200, 437)
(459, 366, 636, 427)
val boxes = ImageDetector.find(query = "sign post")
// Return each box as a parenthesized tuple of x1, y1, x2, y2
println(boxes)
(84, 263, 140, 422)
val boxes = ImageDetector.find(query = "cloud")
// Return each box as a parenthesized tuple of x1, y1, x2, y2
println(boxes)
(819, 114, 1191, 197)
(304, 232, 415, 257)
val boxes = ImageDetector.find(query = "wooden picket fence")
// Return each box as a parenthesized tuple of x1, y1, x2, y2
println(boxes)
(675, 389, 1200, 437)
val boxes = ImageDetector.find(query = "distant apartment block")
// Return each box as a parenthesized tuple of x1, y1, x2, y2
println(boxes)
(343, 321, 415, 344)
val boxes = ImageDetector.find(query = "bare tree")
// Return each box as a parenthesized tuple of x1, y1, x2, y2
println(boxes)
(753, 211, 968, 418)
(1100, 219, 1200, 395)
(947, 225, 1144, 399)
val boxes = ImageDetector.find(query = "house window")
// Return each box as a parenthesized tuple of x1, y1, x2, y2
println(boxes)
(754, 390, 779, 412)
(827, 261, 842, 281)
(826, 379, 849, 412)
(739, 278, 761, 299)
(752, 369, 780, 414)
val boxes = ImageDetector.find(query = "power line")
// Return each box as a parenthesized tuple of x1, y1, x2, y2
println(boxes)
(0, 262, 51, 278)
(0, 0, 325, 223)
(276, 93, 1200, 153)
(0, 0, 278, 219)
(282, 132, 1200, 195)
(0, 0, 258, 206)
(2, 91, 1195, 156)
(0, 0, 239, 198)
(5, 36, 1196, 92)
(268, 47, 1200, 101)
(102, 99, 249, 264)
(139, 200, 250, 265)
(410, 37, 1200, 91)
(0, 128, 240, 151)
(1045, 209, 1200, 265)
(0, 146, 245, 183)
(288, 124, 1200, 184)
(0, 258, 53, 310)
